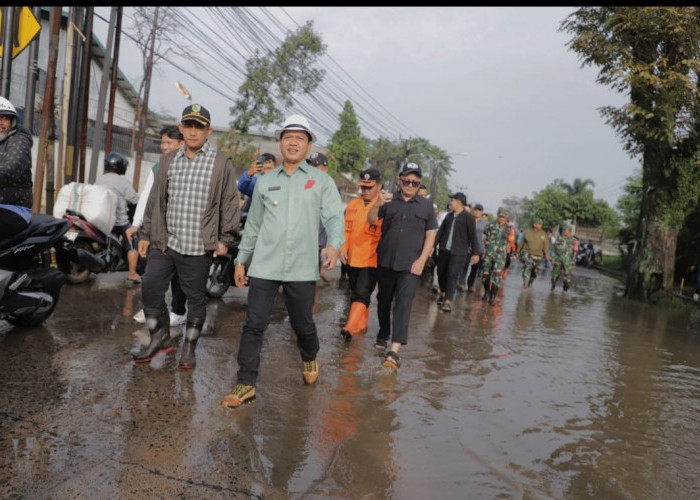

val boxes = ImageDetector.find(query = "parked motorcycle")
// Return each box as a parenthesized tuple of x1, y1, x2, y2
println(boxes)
(0, 214, 72, 328)
(58, 209, 131, 284)
(576, 241, 599, 268)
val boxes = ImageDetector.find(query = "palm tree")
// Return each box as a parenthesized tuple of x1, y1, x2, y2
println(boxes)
(563, 178, 595, 227)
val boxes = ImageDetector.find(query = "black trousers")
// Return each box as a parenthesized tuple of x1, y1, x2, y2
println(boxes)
(141, 248, 211, 324)
(376, 266, 420, 346)
(237, 278, 318, 386)
(436, 251, 468, 301)
(466, 253, 483, 288)
(347, 266, 378, 306)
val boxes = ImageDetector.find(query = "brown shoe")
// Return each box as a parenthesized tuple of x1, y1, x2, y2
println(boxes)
(220, 384, 256, 408)
(303, 360, 319, 385)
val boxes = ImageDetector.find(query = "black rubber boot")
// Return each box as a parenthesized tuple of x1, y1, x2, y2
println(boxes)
(563, 281, 569, 292)
(133, 309, 173, 363)
(489, 285, 498, 305)
(551, 278, 557, 291)
(179, 320, 203, 370)
(481, 275, 491, 301)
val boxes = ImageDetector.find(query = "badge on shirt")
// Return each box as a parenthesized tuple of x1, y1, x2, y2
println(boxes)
(268, 186, 281, 191)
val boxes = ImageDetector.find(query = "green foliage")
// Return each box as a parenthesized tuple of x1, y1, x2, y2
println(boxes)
(327, 101, 366, 176)
(561, 7, 700, 299)
(219, 22, 326, 160)
(516, 177, 620, 234)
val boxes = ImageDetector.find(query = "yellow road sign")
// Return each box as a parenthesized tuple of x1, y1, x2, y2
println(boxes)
(0, 7, 41, 59)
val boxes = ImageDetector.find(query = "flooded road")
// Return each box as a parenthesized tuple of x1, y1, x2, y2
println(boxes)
(2, 262, 700, 499)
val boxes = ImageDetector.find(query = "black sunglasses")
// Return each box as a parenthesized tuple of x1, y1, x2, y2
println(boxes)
(401, 179, 421, 188)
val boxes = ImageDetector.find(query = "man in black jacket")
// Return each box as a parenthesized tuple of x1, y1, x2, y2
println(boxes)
(434, 192, 479, 312)
(0, 96, 33, 240)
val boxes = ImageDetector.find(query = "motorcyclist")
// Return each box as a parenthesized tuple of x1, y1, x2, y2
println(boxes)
(95, 152, 141, 283)
(0, 96, 33, 240)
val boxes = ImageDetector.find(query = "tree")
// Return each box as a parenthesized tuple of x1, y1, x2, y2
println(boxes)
(327, 100, 366, 176)
(561, 7, 700, 301)
(562, 178, 595, 227)
(218, 21, 326, 168)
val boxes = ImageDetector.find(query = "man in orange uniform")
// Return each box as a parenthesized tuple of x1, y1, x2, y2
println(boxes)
(339, 168, 383, 340)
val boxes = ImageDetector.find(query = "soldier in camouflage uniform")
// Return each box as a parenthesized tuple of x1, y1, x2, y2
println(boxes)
(516, 217, 550, 288)
(550, 225, 576, 291)
(481, 209, 510, 305)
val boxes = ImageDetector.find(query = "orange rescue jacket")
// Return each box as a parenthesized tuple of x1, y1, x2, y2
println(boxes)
(341, 196, 382, 268)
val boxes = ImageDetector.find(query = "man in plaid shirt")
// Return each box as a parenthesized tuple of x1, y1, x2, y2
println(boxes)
(135, 104, 241, 369)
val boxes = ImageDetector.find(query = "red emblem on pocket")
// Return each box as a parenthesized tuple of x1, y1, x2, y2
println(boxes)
(305, 179, 315, 189)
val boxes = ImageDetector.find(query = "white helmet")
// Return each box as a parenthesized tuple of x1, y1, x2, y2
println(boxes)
(0, 96, 18, 129)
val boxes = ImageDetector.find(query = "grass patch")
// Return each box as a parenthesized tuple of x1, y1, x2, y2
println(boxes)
(598, 253, 623, 271)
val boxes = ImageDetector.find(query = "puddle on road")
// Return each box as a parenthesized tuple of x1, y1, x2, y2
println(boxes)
(2, 268, 700, 498)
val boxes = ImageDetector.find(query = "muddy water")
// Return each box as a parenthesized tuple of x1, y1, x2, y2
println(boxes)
(2, 264, 700, 499)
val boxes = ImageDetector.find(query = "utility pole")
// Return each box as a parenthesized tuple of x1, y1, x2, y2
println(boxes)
(104, 6, 122, 154)
(64, 7, 85, 185)
(133, 6, 159, 191)
(430, 158, 440, 201)
(23, 6, 41, 133)
(88, 6, 116, 184)
(77, 7, 93, 183)
(33, 7, 60, 213)
(0, 7, 15, 97)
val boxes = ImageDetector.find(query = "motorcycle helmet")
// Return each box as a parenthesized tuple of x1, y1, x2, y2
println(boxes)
(0, 96, 18, 130)
(104, 152, 129, 175)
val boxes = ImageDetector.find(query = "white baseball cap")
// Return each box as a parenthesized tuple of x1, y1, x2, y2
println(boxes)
(274, 114, 317, 142)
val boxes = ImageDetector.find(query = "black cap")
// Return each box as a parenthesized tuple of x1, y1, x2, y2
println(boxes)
(307, 152, 328, 167)
(450, 192, 467, 205)
(399, 162, 422, 178)
(358, 168, 381, 186)
(474, 203, 484, 211)
(181, 104, 211, 126)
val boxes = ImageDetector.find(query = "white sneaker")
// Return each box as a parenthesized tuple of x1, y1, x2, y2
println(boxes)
(133, 309, 146, 323)
(170, 312, 187, 326)
(693, 293, 699, 302)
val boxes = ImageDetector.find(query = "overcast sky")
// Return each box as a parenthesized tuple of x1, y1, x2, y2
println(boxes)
(95, 7, 640, 215)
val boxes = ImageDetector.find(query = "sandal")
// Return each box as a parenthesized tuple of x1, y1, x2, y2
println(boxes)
(382, 350, 400, 371)
(441, 302, 452, 312)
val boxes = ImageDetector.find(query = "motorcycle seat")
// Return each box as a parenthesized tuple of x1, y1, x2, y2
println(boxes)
(0, 214, 69, 251)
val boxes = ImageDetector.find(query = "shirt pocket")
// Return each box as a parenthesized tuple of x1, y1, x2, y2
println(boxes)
(409, 211, 429, 232)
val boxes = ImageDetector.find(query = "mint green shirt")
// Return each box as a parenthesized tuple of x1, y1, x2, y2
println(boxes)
(237, 162, 344, 281)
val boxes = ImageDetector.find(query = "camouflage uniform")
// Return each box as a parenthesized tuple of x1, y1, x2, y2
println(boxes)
(481, 220, 510, 303)
(517, 226, 549, 288)
(550, 233, 575, 291)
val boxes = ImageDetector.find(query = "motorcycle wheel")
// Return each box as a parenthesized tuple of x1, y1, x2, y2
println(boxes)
(66, 240, 93, 284)
(7, 289, 61, 328)
(206, 257, 232, 298)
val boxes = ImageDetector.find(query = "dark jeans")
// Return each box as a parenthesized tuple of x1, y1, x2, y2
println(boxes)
(347, 266, 378, 306)
(141, 248, 211, 324)
(436, 251, 467, 301)
(237, 278, 318, 386)
(170, 276, 187, 315)
(376, 266, 420, 346)
(466, 253, 483, 289)
(0, 209, 29, 240)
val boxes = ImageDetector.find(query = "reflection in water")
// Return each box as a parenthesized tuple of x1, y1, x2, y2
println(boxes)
(3, 271, 700, 498)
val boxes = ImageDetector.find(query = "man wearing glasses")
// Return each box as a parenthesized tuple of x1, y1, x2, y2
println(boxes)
(367, 163, 438, 371)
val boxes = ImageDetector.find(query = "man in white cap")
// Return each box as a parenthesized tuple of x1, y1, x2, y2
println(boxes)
(221, 114, 344, 408)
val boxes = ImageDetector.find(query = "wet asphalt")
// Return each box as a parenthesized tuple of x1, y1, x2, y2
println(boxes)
(2, 262, 700, 499)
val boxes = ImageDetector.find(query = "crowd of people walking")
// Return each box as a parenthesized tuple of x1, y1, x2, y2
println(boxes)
(0, 92, 584, 409)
